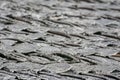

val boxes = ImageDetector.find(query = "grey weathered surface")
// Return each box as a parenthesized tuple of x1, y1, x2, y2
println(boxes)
(0, 0, 120, 80)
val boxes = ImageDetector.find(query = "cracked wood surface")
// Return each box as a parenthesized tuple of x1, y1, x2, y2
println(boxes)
(0, 0, 120, 80)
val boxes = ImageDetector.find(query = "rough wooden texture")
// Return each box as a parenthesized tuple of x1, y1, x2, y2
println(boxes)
(0, 0, 120, 80)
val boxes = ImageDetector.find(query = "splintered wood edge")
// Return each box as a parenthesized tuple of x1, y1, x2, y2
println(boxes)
(111, 52, 120, 57)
